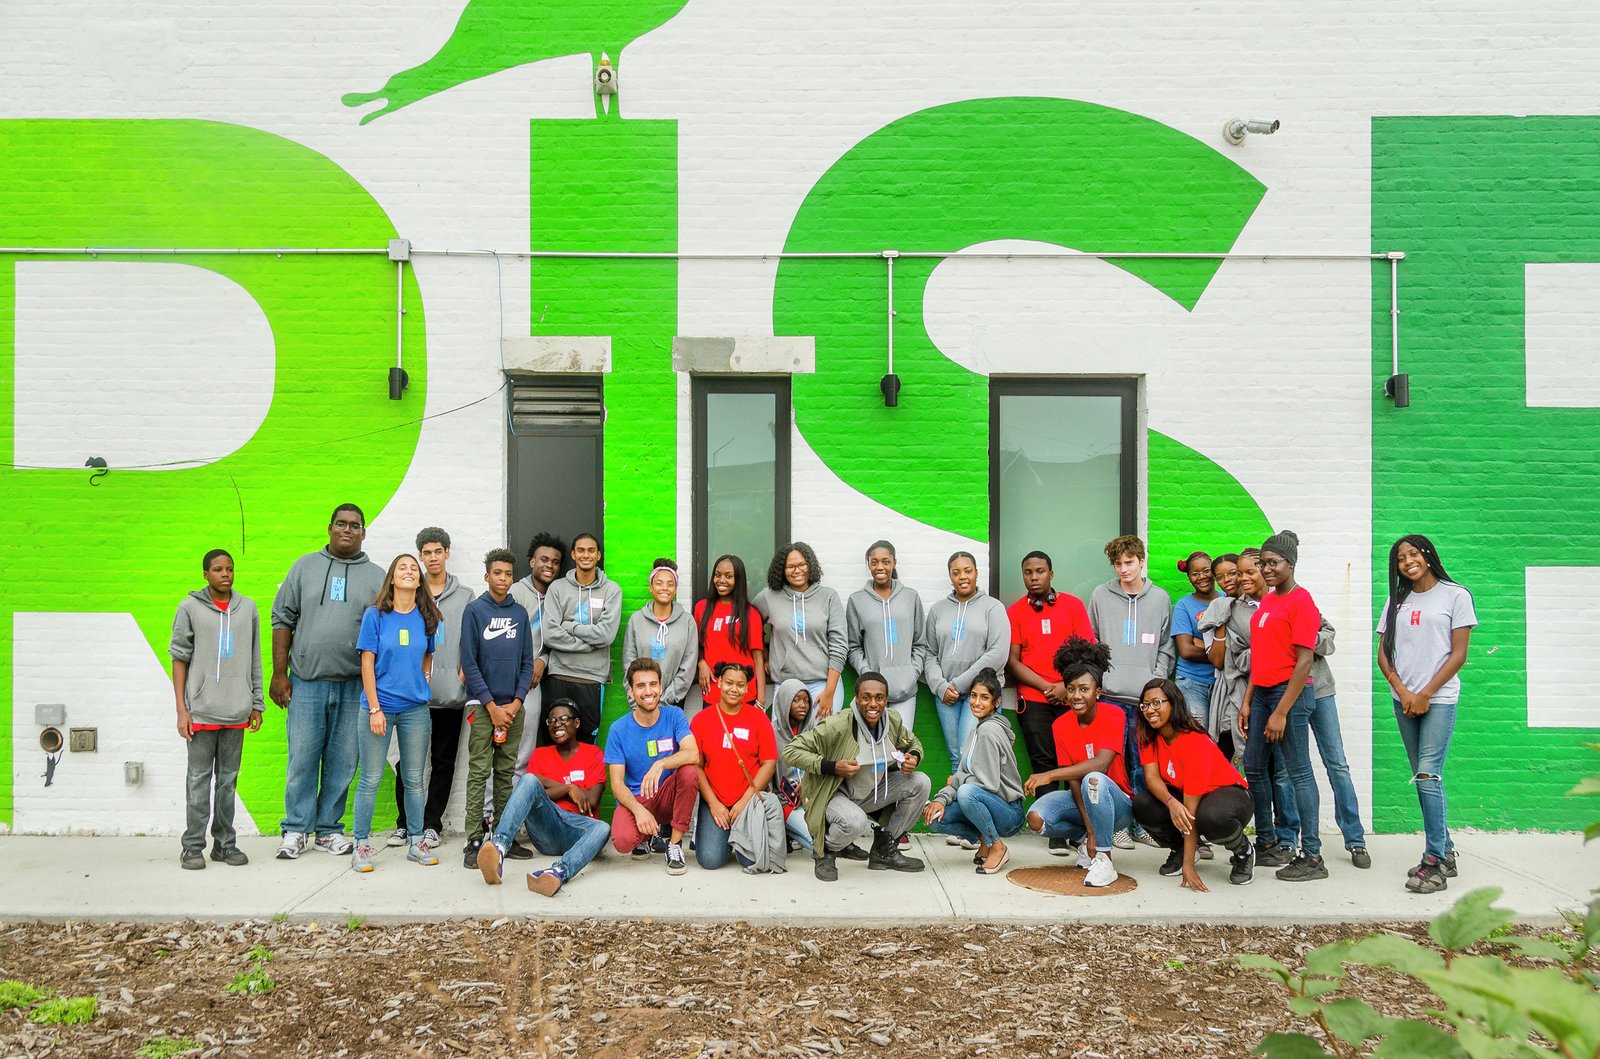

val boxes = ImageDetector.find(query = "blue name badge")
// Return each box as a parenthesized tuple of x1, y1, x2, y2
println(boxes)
(651, 640, 667, 661)
(219, 629, 233, 659)
(330, 576, 347, 603)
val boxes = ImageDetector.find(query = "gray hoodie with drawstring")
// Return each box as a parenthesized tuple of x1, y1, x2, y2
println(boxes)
(170, 589, 263, 725)
(621, 602, 698, 705)
(922, 590, 1010, 701)
(542, 569, 623, 683)
(846, 580, 927, 703)
(1087, 578, 1174, 704)
(271, 546, 383, 681)
(753, 584, 847, 684)
(932, 711, 1025, 807)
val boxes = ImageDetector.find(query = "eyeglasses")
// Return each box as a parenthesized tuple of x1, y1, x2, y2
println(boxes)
(546, 715, 578, 726)
(1139, 699, 1170, 711)
(333, 520, 363, 531)
(1258, 557, 1284, 569)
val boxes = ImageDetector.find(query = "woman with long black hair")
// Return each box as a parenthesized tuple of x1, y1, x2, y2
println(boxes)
(1376, 534, 1476, 894)
(694, 554, 766, 713)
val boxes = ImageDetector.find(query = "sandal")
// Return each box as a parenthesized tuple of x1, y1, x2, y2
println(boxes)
(975, 843, 1011, 875)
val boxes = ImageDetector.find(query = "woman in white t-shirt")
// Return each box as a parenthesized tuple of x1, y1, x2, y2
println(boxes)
(1375, 534, 1477, 896)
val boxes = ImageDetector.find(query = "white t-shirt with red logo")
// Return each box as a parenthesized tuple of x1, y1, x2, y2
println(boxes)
(1377, 582, 1477, 705)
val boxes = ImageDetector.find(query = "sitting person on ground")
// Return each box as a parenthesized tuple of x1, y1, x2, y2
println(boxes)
(780, 671, 930, 882)
(1023, 638, 1133, 888)
(769, 679, 819, 853)
(604, 658, 699, 875)
(922, 668, 1024, 875)
(476, 699, 611, 896)
(691, 662, 787, 873)
(1132, 679, 1255, 892)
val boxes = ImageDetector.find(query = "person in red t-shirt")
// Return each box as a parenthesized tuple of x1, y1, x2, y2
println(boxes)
(694, 555, 767, 712)
(1021, 639, 1132, 888)
(1237, 530, 1328, 883)
(691, 662, 785, 872)
(476, 699, 612, 896)
(1005, 551, 1094, 823)
(1132, 678, 1254, 892)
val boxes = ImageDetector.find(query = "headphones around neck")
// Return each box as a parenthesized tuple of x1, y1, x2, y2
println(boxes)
(1027, 589, 1059, 612)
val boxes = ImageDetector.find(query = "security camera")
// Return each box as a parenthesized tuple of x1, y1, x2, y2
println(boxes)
(1223, 118, 1281, 145)
(594, 53, 618, 97)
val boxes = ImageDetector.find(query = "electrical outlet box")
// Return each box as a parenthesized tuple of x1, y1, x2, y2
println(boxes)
(35, 703, 66, 726)
(68, 727, 97, 752)
(387, 238, 412, 261)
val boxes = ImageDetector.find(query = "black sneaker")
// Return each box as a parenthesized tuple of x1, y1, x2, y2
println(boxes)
(836, 842, 870, 862)
(1229, 843, 1255, 886)
(1350, 846, 1372, 870)
(505, 841, 534, 861)
(180, 850, 206, 871)
(1275, 853, 1329, 882)
(1158, 850, 1184, 877)
(462, 838, 483, 869)
(814, 854, 838, 882)
(665, 842, 687, 876)
(631, 842, 652, 859)
(1406, 856, 1449, 894)
(210, 846, 249, 867)
(1255, 843, 1296, 868)
(648, 835, 670, 855)
(1047, 836, 1071, 857)
(1408, 850, 1458, 879)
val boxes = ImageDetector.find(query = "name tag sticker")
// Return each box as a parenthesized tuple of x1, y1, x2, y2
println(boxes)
(734, 727, 750, 740)
(329, 576, 346, 602)
(589, 598, 606, 612)
(568, 769, 585, 782)
(1140, 632, 1157, 645)
(1041, 619, 1053, 635)
(656, 737, 673, 754)
(399, 628, 410, 647)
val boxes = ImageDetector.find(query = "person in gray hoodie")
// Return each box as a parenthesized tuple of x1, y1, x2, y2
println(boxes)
(753, 541, 847, 717)
(1086, 534, 1172, 847)
(509, 532, 561, 759)
(541, 532, 622, 744)
(171, 549, 263, 870)
(922, 669, 1024, 875)
(270, 503, 385, 860)
(922, 551, 1010, 772)
(769, 678, 818, 852)
(846, 541, 928, 730)
(388, 527, 475, 847)
(621, 558, 699, 713)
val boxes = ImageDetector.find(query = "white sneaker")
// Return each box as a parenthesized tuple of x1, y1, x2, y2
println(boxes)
(276, 831, 308, 860)
(1111, 829, 1136, 850)
(315, 832, 353, 856)
(1085, 852, 1119, 888)
(945, 834, 965, 847)
(386, 827, 408, 848)
(1075, 843, 1092, 870)
(421, 828, 441, 851)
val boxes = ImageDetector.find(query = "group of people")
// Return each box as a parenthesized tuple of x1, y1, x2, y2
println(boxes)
(170, 504, 1475, 899)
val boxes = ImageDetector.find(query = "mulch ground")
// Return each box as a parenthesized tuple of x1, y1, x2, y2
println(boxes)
(0, 918, 1567, 1058)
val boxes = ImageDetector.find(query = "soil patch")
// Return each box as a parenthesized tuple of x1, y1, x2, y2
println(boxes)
(0, 918, 1561, 1057)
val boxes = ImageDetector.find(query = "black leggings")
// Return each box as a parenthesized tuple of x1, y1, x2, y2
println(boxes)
(1132, 785, 1253, 855)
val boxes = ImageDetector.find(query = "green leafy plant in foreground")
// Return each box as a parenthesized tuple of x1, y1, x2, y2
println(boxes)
(227, 943, 277, 995)
(135, 1036, 203, 1058)
(0, 980, 51, 1009)
(345, 913, 366, 932)
(28, 996, 98, 1025)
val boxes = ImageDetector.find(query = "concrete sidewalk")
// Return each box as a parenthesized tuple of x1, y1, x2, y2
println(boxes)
(2, 832, 1594, 926)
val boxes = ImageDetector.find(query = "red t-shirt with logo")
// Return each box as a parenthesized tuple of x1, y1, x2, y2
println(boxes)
(1050, 702, 1130, 794)
(1139, 730, 1246, 797)
(526, 742, 605, 817)
(693, 599, 766, 705)
(1249, 586, 1320, 687)
(690, 703, 779, 807)
(1007, 593, 1095, 703)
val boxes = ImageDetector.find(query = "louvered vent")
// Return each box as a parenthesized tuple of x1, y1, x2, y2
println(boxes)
(509, 376, 604, 431)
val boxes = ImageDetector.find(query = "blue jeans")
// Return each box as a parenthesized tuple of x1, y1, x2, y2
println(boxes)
(803, 679, 844, 716)
(1245, 683, 1321, 857)
(785, 804, 814, 853)
(693, 801, 755, 870)
(494, 774, 611, 880)
(1028, 774, 1134, 853)
(1102, 698, 1147, 798)
(1310, 694, 1366, 849)
(353, 705, 430, 843)
(928, 784, 1025, 846)
(934, 693, 979, 770)
(1174, 675, 1214, 728)
(281, 675, 362, 837)
(1393, 700, 1457, 860)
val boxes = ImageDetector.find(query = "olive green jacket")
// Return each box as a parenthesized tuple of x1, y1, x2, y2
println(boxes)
(780, 705, 924, 853)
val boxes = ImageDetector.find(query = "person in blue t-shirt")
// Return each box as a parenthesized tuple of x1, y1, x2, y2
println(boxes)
(352, 554, 442, 873)
(604, 658, 700, 876)
(1171, 551, 1224, 727)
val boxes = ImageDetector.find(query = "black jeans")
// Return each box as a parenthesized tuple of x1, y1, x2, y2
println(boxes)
(394, 704, 466, 834)
(1132, 785, 1253, 855)
(1017, 699, 1068, 794)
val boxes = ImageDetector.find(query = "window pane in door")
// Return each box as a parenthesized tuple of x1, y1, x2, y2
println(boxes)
(704, 390, 778, 578)
(996, 393, 1125, 605)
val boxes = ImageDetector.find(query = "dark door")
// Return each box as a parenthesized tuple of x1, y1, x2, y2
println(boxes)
(507, 375, 604, 578)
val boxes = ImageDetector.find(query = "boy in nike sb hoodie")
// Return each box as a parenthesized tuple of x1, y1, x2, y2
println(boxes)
(170, 549, 263, 870)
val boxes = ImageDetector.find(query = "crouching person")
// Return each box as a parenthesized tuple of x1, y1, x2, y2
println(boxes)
(477, 699, 610, 895)
(781, 671, 930, 882)
(922, 669, 1024, 875)
(605, 658, 699, 875)
(1133, 679, 1255, 891)
(691, 662, 787, 873)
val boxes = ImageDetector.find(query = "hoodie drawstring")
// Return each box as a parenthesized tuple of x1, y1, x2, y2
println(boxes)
(790, 591, 805, 636)
(951, 599, 968, 643)
(217, 605, 232, 679)
(1123, 594, 1137, 646)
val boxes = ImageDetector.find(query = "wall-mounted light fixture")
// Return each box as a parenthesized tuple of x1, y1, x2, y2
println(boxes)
(1223, 118, 1280, 145)
(124, 761, 144, 787)
(1383, 251, 1408, 408)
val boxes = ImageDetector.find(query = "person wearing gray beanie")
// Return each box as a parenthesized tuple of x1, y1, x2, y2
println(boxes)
(1261, 530, 1299, 568)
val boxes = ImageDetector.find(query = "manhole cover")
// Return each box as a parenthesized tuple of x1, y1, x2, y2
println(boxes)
(1007, 864, 1139, 897)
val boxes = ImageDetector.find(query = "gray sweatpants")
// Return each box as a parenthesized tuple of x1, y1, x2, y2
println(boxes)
(184, 727, 245, 854)
(823, 769, 931, 852)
